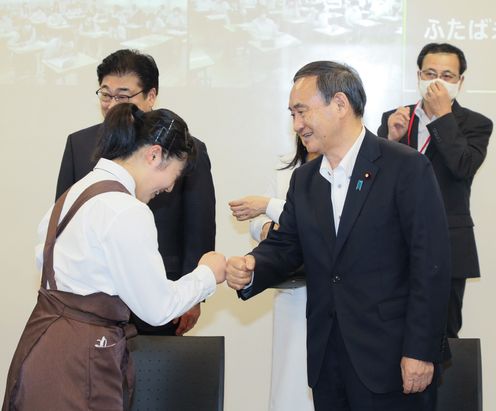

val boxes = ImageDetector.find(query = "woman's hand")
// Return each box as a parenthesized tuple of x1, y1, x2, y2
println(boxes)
(260, 221, 279, 240)
(199, 251, 226, 284)
(228, 196, 270, 221)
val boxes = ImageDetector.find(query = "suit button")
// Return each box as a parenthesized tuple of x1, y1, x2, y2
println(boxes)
(331, 275, 341, 284)
(329, 311, 335, 318)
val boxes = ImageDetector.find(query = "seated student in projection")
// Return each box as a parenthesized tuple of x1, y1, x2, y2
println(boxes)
(2, 103, 226, 411)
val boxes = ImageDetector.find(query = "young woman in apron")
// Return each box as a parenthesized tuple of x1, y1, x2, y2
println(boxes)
(3, 103, 226, 411)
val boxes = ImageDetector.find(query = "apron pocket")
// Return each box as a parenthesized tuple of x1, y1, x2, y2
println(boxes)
(89, 332, 127, 411)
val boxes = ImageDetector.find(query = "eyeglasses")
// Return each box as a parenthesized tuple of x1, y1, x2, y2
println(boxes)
(95, 88, 145, 103)
(419, 70, 460, 83)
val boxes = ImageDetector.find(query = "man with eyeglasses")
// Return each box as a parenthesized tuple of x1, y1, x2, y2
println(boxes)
(56, 49, 216, 336)
(378, 42, 493, 338)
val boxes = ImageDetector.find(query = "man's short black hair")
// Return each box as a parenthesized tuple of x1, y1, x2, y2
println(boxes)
(97, 49, 159, 94)
(293, 60, 367, 117)
(417, 43, 467, 74)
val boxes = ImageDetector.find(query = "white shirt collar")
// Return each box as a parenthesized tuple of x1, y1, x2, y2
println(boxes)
(415, 100, 438, 124)
(319, 126, 366, 179)
(93, 158, 137, 196)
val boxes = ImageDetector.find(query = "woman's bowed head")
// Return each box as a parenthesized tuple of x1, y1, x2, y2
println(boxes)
(96, 103, 196, 204)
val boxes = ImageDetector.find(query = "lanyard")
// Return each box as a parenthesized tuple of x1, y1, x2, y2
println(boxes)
(407, 102, 431, 154)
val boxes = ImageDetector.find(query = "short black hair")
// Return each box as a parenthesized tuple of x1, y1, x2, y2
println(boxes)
(417, 43, 467, 74)
(97, 49, 159, 95)
(293, 61, 367, 117)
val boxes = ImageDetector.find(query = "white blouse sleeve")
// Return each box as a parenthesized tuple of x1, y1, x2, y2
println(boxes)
(265, 198, 286, 224)
(101, 204, 216, 326)
(249, 158, 288, 242)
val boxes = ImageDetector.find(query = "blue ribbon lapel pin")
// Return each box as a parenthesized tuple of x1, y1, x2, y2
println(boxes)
(355, 172, 371, 191)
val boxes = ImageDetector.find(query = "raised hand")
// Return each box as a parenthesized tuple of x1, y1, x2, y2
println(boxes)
(229, 196, 270, 221)
(387, 106, 410, 141)
(422, 80, 453, 118)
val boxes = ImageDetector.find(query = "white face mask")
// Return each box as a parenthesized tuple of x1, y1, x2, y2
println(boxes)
(418, 78, 461, 100)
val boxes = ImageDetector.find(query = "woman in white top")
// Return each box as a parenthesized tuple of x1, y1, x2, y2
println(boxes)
(3, 103, 225, 411)
(229, 134, 319, 411)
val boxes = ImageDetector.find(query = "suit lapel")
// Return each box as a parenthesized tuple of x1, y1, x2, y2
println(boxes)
(451, 99, 465, 123)
(331, 132, 380, 266)
(424, 137, 436, 159)
(309, 165, 336, 251)
(398, 104, 418, 149)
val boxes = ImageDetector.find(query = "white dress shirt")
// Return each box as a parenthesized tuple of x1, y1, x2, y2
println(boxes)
(35, 158, 216, 326)
(319, 126, 366, 233)
(415, 102, 437, 154)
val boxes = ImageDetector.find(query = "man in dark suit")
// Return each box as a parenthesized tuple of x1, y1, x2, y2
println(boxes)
(377, 43, 493, 338)
(226, 61, 451, 410)
(56, 49, 216, 336)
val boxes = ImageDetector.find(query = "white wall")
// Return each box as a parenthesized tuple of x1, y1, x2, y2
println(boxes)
(1, 1, 495, 410)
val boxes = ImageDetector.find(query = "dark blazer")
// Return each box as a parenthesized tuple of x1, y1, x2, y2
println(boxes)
(240, 130, 451, 393)
(56, 123, 216, 331)
(378, 101, 493, 279)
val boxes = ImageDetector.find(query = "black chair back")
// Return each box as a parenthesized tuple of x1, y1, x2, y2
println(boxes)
(129, 335, 225, 411)
(436, 338, 482, 411)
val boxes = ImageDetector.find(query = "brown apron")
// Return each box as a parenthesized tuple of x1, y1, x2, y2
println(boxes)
(3, 180, 138, 411)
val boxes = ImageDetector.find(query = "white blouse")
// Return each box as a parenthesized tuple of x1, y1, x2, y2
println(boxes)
(35, 158, 216, 326)
(250, 155, 299, 242)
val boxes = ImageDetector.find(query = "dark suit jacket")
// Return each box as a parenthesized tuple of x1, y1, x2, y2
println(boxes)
(56, 123, 216, 332)
(378, 101, 493, 279)
(240, 130, 451, 393)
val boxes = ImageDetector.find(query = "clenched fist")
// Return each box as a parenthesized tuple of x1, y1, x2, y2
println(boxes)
(199, 251, 227, 284)
(226, 255, 256, 290)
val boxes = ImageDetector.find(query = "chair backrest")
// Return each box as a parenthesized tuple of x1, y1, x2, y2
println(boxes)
(436, 338, 482, 411)
(129, 335, 225, 411)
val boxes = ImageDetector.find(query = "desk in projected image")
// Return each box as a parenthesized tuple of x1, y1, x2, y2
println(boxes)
(206, 14, 228, 22)
(9, 41, 48, 55)
(188, 50, 214, 85)
(43, 52, 97, 74)
(9, 41, 48, 79)
(313, 25, 351, 37)
(354, 19, 381, 28)
(79, 30, 110, 40)
(42, 52, 97, 84)
(121, 34, 173, 50)
(248, 32, 300, 53)
(166, 29, 187, 37)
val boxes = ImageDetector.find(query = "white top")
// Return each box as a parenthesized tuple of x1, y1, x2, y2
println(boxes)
(35, 158, 216, 326)
(319, 126, 366, 233)
(250, 155, 299, 242)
